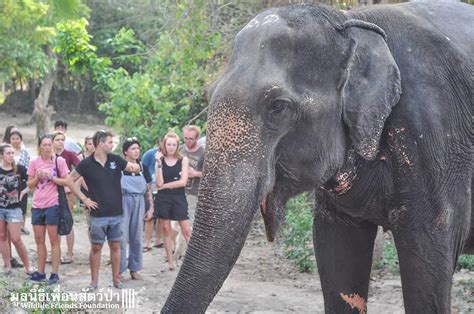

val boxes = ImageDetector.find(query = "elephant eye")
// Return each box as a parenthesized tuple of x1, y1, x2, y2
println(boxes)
(268, 99, 288, 116)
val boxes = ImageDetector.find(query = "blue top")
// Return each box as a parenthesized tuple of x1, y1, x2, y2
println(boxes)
(141, 147, 158, 181)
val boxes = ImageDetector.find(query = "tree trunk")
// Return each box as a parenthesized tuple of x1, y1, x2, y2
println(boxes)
(33, 70, 56, 138)
(33, 46, 56, 138)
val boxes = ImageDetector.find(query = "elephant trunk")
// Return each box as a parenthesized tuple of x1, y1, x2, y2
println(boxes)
(162, 163, 264, 313)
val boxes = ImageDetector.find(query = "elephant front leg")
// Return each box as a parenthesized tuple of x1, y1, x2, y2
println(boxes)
(313, 215, 378, 314)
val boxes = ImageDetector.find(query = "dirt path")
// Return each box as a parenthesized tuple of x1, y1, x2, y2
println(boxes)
(0, 113, 472, 312)
(2, 215, 472, 313)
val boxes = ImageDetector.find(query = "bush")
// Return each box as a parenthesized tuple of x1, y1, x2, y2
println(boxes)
(282, 193, 316, 273)
(379, 238, 400, 274)
(99, 0, 223, 150)
(281, 193, 474, 276)
(457, 254, 474, 271)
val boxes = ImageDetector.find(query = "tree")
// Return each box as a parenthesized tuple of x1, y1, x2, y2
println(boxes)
(0, 0, 89, 137)
(99, 0, 224, 149)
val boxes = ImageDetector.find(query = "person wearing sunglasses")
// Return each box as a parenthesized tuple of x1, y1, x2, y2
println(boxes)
(27, 134, 70, 285)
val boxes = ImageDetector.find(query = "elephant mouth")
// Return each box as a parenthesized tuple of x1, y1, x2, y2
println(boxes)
(259, 196, 274, 241)
(259, 193, 285, 242)
(260, 197, 268, 215)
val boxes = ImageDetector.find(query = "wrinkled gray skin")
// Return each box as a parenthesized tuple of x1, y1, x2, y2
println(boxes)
(163, 3, 473, 313)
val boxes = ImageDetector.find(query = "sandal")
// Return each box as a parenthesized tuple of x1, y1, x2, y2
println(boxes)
(143, 246, 152, 253)
(119, 273, 129, 282)
(153, 243, 164, 248)
(61, 257, 74, 264)
(83, 284, 98, 292)
(113, 282, 124, 289)
(160, 266, 175, 273)
(130, 271, 142, 280)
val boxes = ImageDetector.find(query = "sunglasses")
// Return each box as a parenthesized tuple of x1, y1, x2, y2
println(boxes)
(39, 133, 52, 140)
(126, 136, 138, 142)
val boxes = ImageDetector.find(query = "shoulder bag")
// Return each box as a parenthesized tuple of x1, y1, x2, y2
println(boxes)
(55, 157, 74, 235)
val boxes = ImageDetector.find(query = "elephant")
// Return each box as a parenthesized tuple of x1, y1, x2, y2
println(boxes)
(163, 2, 473, 313)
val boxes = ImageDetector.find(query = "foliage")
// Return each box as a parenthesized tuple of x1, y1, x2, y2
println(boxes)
(0, 0, 90, 82)
(106, 28, 144, 70)
(54, 17, 114, 91)
(282, 193, 316, 273)
(378, 238, 400, 274)
(99, 0, 224, 150)
(0, 0, 55, 82)
(55, 18, 99, 74)
(457, 254, 474, 271)
(280, 194, 474, 276)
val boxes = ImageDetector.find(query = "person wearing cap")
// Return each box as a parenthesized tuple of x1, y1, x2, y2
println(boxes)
(119, 137, 153, 281)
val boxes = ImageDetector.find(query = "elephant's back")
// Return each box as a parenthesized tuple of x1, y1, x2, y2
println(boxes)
(349, 2, 474, 65)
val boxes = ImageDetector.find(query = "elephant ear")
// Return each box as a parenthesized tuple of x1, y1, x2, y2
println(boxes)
(338, 19, 402, 160)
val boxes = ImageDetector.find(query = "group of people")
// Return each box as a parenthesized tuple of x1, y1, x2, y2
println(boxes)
(0, 120, 205, 290)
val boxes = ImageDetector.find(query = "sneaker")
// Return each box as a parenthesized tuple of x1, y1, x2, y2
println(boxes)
(48, 273, 60, 285)
(11, 258, 23, 268)
(29, 271, 46, 282)
(20, 227, 30, 235)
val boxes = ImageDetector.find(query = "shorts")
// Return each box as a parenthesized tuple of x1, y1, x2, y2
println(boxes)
(0, 207, 23, 224)
(31, 206, 59, 225)
(89, 216, 123, 244)
(154, 194, 189, 221)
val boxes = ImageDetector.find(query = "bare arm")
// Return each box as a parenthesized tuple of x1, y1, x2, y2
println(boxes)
(125, 162, 141, 173)
(27, 175, 39, 190)
(144, 182, 154, 220)
(155, 151, 164, 188)
(188, 168, 203, 178)
(19, 186, 29, 200)
(63, 169, 98, 210)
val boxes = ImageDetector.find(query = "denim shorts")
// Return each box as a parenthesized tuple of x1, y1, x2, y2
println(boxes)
(0, 207, 23, 224)
(31, 206, 59, 225)
(89, 216, 123, 244)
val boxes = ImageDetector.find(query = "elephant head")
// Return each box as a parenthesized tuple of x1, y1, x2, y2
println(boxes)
(163, 4, 401, 312)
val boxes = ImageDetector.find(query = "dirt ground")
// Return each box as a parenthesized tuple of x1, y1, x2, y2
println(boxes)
(0, 113, 473, 313)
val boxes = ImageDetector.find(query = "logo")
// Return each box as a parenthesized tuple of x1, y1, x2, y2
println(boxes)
(9, 285, 144, 310)
(110, 162, 117, 170)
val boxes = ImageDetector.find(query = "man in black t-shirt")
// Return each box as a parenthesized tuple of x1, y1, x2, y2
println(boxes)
(66, 131, 140, 290)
